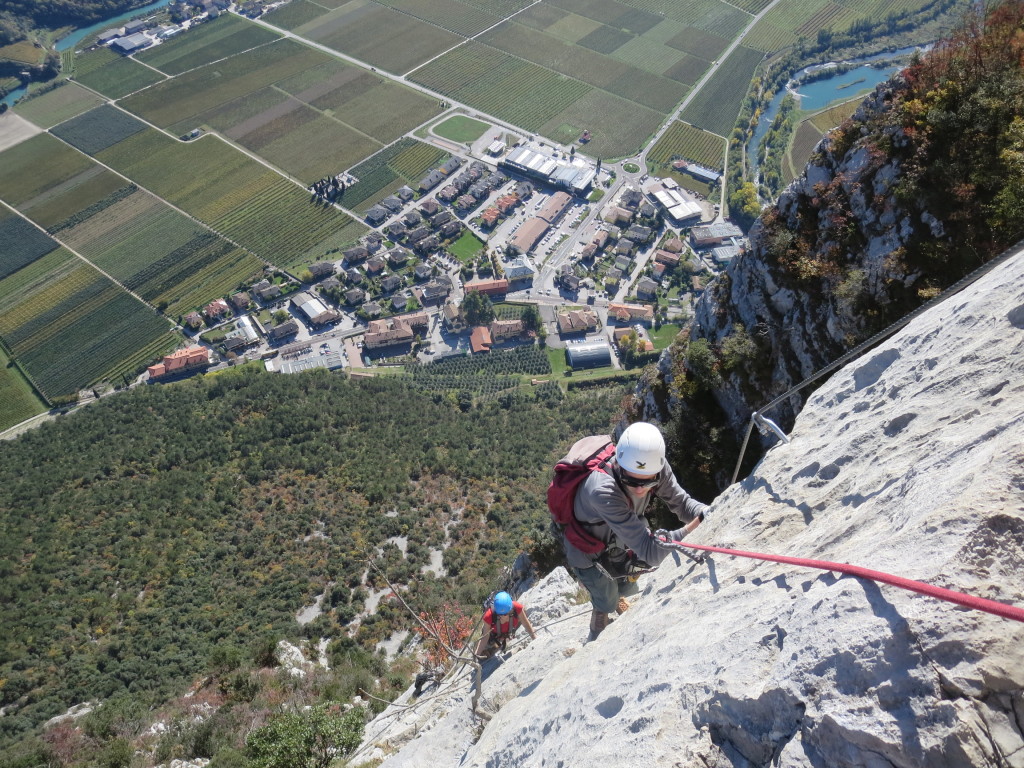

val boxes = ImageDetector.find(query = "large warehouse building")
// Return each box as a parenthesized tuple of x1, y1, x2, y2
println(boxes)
(501, 146, 596, 196)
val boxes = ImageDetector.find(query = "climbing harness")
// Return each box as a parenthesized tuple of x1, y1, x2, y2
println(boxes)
(653, 531, 1024, 624)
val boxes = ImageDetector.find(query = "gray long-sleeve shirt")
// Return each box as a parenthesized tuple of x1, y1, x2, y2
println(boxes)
(564, 462, 709, 570)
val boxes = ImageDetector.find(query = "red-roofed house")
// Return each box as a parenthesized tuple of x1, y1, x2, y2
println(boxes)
(480, 207, 500, 228)
(469, 325, 492, 354)
(204, 298, 230, 320)
(495, 193, 519, 214)
(654, 249, 681, 266)
(148, 345, 211, 379)
(464, 278, 509, 297)
(607, 301, 655, 324)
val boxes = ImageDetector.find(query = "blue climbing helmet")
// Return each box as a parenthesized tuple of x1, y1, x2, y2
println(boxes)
(493, 591, 513, 615)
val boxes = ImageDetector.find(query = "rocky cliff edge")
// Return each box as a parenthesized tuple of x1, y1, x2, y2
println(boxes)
(353, 248, 1024, 767)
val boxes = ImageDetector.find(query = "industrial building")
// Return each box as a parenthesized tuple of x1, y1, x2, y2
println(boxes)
(501, 146, 596, 196)
(648, 179, 702, 223)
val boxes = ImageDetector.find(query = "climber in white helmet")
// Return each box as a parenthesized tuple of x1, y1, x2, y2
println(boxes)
(564, 421, 709, 640)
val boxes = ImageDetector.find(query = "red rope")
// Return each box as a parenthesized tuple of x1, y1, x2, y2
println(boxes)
(657, 536, 1024, 624)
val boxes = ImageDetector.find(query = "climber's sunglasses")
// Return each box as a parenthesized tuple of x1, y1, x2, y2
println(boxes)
(621, 473, 659, 489)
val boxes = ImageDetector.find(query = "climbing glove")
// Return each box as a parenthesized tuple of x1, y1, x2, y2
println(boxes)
(664, 528, 687, 543)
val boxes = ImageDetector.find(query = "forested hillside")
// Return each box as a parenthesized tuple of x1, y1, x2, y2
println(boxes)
(0, 366, 626, 763)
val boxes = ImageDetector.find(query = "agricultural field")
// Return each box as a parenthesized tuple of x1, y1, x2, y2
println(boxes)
(538, 89, 664, 161)
(373, 0, 504, 37)
(0, 247, 178, 399)
(0, 40, 47, 65)
(50, 104, 147, 155)
(480, 21, 688, 113)
(0, 133, 264, 316)
(405, 0, 755, 158)
(785, 120, 824, 185)
(679, 45, 765, 137)
(261, 0, 331, 29)
(0, 345, 47, 432)
(276, 0, 464, 75)
(342, 138, 450, 210)
(119, 37, 443, 183)
(410, 42, 592, 131)
(14, 82, 105, 129)
(0, 133, 95, 208)
(95, 128, 366, 271)
(71, 46, 166, 99)
(647, 121, 725, 171)
(808, 99, 860, 134)
(0, 210, 60, 280)
(55, 187, 263, 316)
(136, 13, 280, 75)
(743, 0, 934, 51)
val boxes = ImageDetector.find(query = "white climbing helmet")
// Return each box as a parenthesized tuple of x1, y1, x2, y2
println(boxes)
(615, 422, 665, 475)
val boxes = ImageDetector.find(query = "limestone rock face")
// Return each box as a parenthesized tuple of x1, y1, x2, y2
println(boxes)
(354, 249, 1024, 767)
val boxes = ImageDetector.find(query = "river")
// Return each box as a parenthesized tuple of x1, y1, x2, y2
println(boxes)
(2, 0, 173, 108)
(747, 45, 930, 175)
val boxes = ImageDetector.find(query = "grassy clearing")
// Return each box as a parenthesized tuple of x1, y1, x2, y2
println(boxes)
(433, 115, 489, 143)
(648, 322, 683, 350)
(0, 41, 46, 65)
(448, 230, 485, 262)
(808, 99, 860, 133)
(0, 345, 47, 431)
(14, 82, 105, 129)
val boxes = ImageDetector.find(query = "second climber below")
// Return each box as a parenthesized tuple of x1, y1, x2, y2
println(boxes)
(566, 421, 709, 640)
(474, 591, 537, 661)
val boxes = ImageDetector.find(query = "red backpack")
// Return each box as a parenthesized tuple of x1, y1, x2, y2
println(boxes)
(547, 435, 616, 554)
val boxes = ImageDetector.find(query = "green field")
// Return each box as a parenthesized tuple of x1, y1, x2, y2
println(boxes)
(0, 247, 178, 399)
(136, 13, 280, 75)
(119, 39, 443, 184)
(679, 45, 764, 137)
(96, 128, 366, 270)
(72, 46, 166, 99)
(14, 82, 105, 129)
(342, 137, 450, 211)
(281, 0, 465, 75)
(0, 133, 266, 315)
(0, 133, 94, 207)
(51, 104, 148, 155)
(0, 344, 47, 431)
(433, 115, 490, 143)
(449, 230, 485, 262)
(647, 120, 726, 169)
